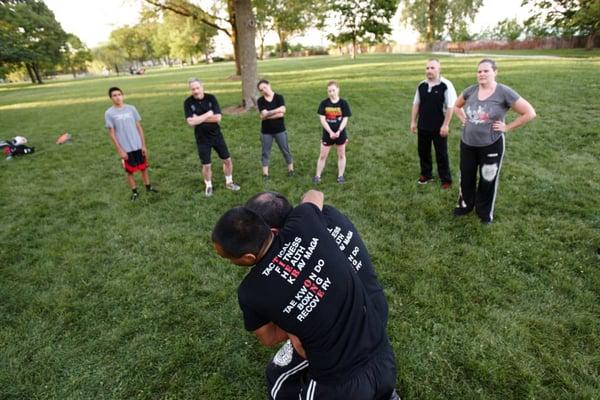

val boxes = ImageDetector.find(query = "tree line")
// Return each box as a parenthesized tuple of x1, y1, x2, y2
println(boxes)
(1, 0, 597, 104)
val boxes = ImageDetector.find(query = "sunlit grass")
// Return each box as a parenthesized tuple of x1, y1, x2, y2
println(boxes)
(1, 53, 599, 400)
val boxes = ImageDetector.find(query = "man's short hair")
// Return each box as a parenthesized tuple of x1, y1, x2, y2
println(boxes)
(245, 192, 293, 229)
(327, 80, 339, 88)
(188, 77, 203, 87)
(108, 87, 122, 97)
(257, 79, 269, 90)
(212, 207, 271, 258)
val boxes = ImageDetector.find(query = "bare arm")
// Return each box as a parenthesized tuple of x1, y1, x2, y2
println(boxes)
(254, 322, 289, 347)
(186, 110, 215, 127)
(440, 105, 454, 138)
(260, 106, 286, 120)
(454, 94, 467, 125)
(301, 190, 324, 210)
(410, 103, 419, 134)
(510, 97, 536, 129)
(337, 116, 349, 135)
(319, 115, 336, 137)
(263, 112, 285, 120)
(107, 127, 127, 160)
(289, 334, 306, 359)
(135, 121, 147, 155)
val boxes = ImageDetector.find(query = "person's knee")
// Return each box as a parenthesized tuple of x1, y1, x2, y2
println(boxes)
(481, 163, 499, 182)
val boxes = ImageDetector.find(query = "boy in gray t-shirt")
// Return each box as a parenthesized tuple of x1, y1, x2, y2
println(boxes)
(105, 87, 158, 201)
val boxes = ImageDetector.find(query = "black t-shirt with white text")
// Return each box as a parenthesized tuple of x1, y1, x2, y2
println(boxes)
(321, 205, 388, 324)
(317, 98, 352, 135)
(257, 93, 286, 134)
(237, 203, 384, 382)
(183, 93, 222, 137)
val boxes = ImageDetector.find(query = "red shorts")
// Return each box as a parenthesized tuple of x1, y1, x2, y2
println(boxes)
(122, 149, 148, 174)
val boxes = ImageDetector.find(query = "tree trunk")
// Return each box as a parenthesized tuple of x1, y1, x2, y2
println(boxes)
(24, 63, 36, 83)
(585, 31, 596, 50)
(351, 36, 357, 59)
(227, 0, 242, 76)
(278, 29, 287, 58)
(426, 0, 435, 49)
(114, 64, 120, 76)
(32, 63, 43, 84)
(234, 0, 257, 110)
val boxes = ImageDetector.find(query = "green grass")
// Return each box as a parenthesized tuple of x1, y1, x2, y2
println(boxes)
(1, 53, 599, 399)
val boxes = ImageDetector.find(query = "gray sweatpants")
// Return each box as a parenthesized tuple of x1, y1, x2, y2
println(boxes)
(261, 131, 293, 167)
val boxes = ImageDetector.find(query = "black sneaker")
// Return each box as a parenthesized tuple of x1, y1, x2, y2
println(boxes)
(287, 170, 295, 177)
(312, 176, 321, 184)
(418, 175, 434, 184)
(263, 174, 269, 181)
(146, 186, 159, 193)
(130, 191, 139, 201)
(337, 175, 345, 184)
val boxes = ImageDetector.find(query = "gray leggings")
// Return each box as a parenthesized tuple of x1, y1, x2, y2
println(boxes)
(261, 131, 293, 167)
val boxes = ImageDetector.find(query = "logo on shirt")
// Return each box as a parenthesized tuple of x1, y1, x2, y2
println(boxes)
(324, 106, 342, 123)
(263, 236, 332, 323)
(465, 105, 491, 125)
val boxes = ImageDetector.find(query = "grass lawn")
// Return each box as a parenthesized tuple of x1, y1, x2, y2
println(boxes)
(1, 53, 599, 399)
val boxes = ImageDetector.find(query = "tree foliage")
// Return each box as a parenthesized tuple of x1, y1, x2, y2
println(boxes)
(522, 0, 600, 49)
(61, 34, 92, 78)
(253, 0, 324, 57)
(0, 0, 69, 83)
(327, 0, 399, 59)
(400, 0, 483, 44)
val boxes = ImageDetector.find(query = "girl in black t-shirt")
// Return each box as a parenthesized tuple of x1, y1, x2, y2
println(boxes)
(314, 81, 352, 184)
(257, 79, 294, 179)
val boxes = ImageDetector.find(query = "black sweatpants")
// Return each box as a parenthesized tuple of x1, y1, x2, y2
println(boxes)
(418, 128, 452, 183)
(266, 340, 397, 400)
(456, 137, 505, 222)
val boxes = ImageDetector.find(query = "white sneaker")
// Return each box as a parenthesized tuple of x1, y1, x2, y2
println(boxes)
(205, 186, 213, 197)
(225, 182, 240, 191)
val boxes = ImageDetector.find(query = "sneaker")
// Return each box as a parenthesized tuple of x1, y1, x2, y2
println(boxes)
(418, 175, 434, 184)
(441, 182, 452, 190)
(262, 174, 269, 181)
(146, 186, 159, 193)
(337, 175, 345, 184)
(225, 182, 241, 191)
(287, 170, 295, 177)
(480, 219, 493, 225)
(204, 186, 213, 197)
(452, 206, 472, 217)
(130, 191, 139, 201)
(312, 176, 321, 184)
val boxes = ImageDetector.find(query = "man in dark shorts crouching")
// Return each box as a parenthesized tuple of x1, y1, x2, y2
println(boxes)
(212, 190, 398, 400)
(245, 191, 399, 400)
(184, 78, 241, 197)
(105, 87, 158, 201)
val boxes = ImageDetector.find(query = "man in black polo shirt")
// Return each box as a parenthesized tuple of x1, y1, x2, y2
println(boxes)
(410, 59, 457, 189)
(184, 77, 240, 197)
(212, 190, 397, 400)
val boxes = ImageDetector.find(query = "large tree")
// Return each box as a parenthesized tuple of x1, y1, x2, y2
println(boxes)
(400, 0, 483, 45)
(522, 0, 600, 49)
(327, 0, 399, 59)
(144, 0, 257, 109)
(0, 0, 68, 83)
